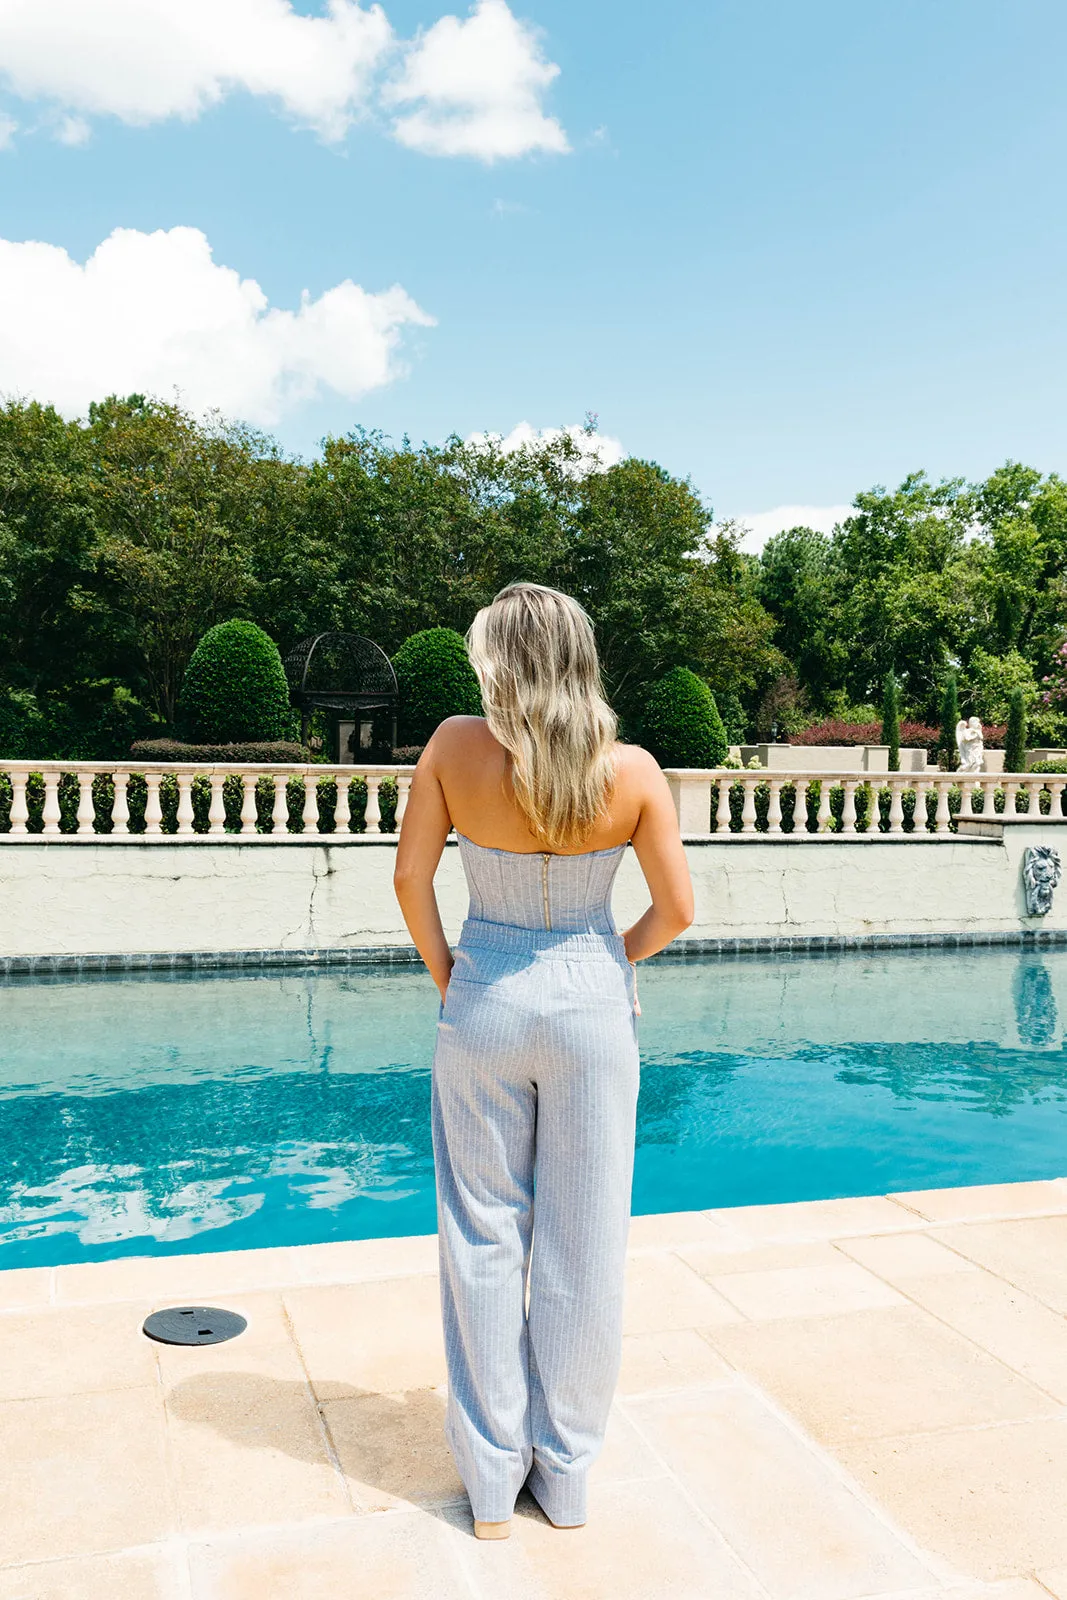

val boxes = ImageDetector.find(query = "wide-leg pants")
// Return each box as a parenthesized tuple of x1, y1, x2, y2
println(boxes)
(431, 918, 640, 1527)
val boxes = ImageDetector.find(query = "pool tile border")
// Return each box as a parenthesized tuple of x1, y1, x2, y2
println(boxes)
(3, 926, 1067, 977)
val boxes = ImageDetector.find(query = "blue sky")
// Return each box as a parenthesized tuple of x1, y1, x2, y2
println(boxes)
(1, 0, 1066, 538)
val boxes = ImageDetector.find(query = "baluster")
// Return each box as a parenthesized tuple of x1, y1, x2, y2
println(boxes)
(978, 777, 995, 818)
(1003, 778, 1019, 818)
(396, 774, 412, 828)
(302, 773, 319, 835)
(144, 772, 163, 836)
(8, 769, 29, 834)
(111, 772, 129, 835)
(767, 778, 783, 835)
(239, 774, 259, 835)
(176, 771, 195, 835)
(272, 774, 290, 835)
(790, 778, 808, 833)
(715, 778, 732, 832)
(740, 776, 758, 834)
(42, 772, 62, 835)
(208, 774, 227, 835)
(915, 778, 932, 831)
(76, 771, 96, 835)
(841, 779, 858, 835)
(365, 775, 382, 835)
(934, 778, 952, 834)
(1022, 778, 1038, 816)
(333, 772, 352, 834)
(888, 777, 905, 834)
(1048, 779, 1066, 819)
(816, 780, 832, 832)
(960, 779, 975, 819)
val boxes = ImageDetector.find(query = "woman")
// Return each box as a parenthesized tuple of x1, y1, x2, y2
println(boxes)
(394, 583, 693, 1539)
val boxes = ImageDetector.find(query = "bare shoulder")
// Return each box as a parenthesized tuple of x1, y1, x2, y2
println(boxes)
(425, 716, 495, 768)
(613, 741, 665, 789)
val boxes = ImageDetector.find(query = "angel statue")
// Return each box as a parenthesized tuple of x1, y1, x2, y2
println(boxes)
(955, 716, 985, 773)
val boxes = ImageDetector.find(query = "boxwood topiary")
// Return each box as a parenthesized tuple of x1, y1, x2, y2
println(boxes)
(177, 620, 292, 745)
(643, 667, 728, 768)
(392, 628, 482, 745)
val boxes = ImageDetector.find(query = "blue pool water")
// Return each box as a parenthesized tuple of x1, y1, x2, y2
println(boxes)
(2, 949, 1067, 1270)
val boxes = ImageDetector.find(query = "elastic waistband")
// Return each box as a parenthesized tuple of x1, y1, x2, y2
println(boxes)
(458, 917, 626, 960)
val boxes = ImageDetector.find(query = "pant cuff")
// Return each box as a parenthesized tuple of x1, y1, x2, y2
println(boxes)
(526, 1459, 587, 1527)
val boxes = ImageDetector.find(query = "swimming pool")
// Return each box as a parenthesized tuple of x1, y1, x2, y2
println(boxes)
(2, 948, 1066, 1270)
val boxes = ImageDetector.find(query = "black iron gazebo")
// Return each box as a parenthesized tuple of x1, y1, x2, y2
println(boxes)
(283, 633, 398, 761)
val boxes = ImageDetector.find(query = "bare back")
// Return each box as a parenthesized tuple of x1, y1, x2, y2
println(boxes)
(433, 716, 648, 854)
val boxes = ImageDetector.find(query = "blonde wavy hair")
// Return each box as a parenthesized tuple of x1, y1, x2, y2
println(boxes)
(465, 583, 618, 852)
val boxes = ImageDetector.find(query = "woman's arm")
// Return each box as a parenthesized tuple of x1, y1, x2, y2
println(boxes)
(393, 735, 455, 1001)
(623, 751, 695, 963)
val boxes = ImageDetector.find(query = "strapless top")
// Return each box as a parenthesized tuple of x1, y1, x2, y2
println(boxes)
(455, 832, 626, 934)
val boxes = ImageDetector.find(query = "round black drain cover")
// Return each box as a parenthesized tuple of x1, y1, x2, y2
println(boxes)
(142, 1306, 247, 1346)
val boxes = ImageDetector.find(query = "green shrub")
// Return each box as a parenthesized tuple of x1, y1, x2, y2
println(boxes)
(177, 620, 292, 745)
(716, 689, 747, 745)
(938, 671, 959, 768)
(0, 687, 155, 761)
(882, 672, 900, 773)
(1005, 686, 1027, 773)
(392, 629, 482, 745)
(644, 668, 728, 768)
(131, 739, 305, 763)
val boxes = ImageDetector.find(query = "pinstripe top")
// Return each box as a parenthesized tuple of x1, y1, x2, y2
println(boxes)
(455, 832, 627, 935)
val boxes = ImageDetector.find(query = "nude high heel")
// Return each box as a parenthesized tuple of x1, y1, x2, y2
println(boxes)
(474, 1520, 511, 1540)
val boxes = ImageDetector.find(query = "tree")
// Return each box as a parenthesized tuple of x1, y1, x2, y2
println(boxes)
(1005, 686, 1028, 774)
(393, 628, 482, 745)
(881, 671, 901, 772)
(643, 667, 728, 768)
(177, 620, 292, 744)
(939, 671, 960, 768)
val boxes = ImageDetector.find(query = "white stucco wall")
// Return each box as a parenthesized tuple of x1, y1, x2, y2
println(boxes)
(1, 824, 1064, 959)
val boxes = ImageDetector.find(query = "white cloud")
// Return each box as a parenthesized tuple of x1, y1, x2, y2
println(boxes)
(0, 112, 17, 148)
(0, 225, 434, 425)
(54, 113, 90, 146)
(0, 0, 566, 157)
(0, 0, 392, 140)
(735, 503, 852, 554)
(468, 421, 625, 474)
(387, 0, 567, 160)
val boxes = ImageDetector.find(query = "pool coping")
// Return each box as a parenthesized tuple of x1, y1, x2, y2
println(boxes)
(4, 924, 1067, 977)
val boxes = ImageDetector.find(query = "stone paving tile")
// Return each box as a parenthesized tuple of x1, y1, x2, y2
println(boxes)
(446, 1477, 764, 1600)
(622, 1251, 747, 1335)
(56, 1245, 312, 1306)
(889, 1267, 1067, 1403)
(322, 1385, 461, 1512)
(615, 1328, 736, 1395)
(704, 1195, 927, 1242)
(834, 1233, 979, 1280)
(285, 1235, 439, 1284)
(0, 1387, 175, 1567)
(625, 1385, 934, 1600)
(838, 1417, 1067, 1580)
(0, 1548, 189, 1600)
(187, 1508, 471, 1599)
(678, 1239, 843, 1278)
(626, 1210, 750, 1252)
(929, 1217, 1067, 1313)
(151, 1292, 302, 1388)
(1038, 1570, 1067, 1598)
(708, 1261, 907, 1322)
(284, 1276, 447, 1397)
(705, 1305, 1056, 1445)
(0, 1266, 51, 1312)
(164, 1367, 352, 1534)
(0, 1300, 159, 1400)
(890, 1179, 1067, 1223)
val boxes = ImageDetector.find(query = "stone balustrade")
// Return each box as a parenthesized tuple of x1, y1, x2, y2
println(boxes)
(1, 760, 1066, 841)
(0, 761, 416, 839)
(662, 767, 1067, 836)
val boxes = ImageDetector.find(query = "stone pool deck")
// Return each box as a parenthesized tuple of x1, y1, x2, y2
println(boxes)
(3, 1181, 1067, 1599)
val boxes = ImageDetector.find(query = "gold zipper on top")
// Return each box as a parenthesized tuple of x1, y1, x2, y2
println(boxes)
(541, 853, 552, 930)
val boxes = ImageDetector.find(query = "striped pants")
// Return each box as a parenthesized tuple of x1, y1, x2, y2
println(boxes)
(431, 918, 640, 1527)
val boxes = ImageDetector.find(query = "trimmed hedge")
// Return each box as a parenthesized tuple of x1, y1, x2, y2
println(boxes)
(177, 620, 292, 744)
(392, 628, 482, 745)
(644, 667, 728, 768)
(131, 739, 306, 764)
